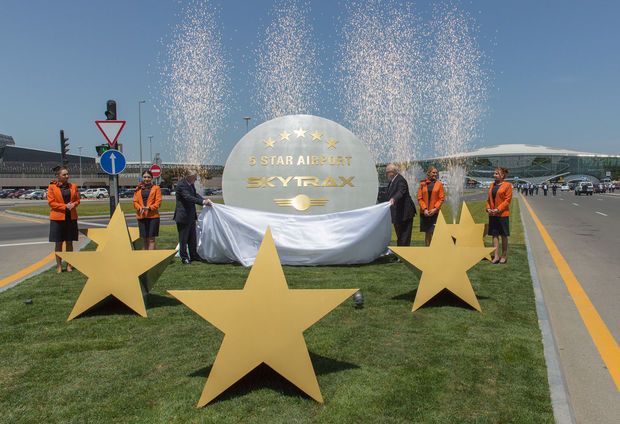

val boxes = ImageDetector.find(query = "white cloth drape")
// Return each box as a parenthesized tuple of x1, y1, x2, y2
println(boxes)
(196, 203, 392, 266)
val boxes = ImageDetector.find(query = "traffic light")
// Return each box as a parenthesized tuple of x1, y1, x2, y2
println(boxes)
(105, 100, 117, 120)
(60, 129, 69, 165)
(96, 144, 110, 156)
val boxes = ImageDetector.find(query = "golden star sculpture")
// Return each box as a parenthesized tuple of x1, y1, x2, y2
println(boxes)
(447, 202, 492, 261)
(58, 206, 176, 320)
(169, 227, 357, 407)
(81, 226, 140, 249)
(391, 211, 493, 312)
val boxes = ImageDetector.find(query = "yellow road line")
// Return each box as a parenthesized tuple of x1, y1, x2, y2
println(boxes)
(0, 252, 56, 289)
(0, 211, 47, 224)
(521, 194, 620, 390)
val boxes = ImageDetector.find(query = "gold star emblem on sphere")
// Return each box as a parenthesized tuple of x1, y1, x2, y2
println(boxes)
(58, 206, 176, 320)
(279, 130, 291, 141)
(169, 228, 357, 407)
(293, 128, 307, 138)
(326, 139, 338, 149)
(390, 212, 493, 312)
(447, 202, 492, 261)
(263, 137, 276, 148)
(311, 131, 322, 141)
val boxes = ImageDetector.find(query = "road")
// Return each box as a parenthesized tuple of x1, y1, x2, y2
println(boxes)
(0, 200, 176, 284)
(521, 192, 620, 424)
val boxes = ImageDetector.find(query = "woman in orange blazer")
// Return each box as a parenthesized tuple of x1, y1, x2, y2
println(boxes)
(133, 170, 162, 250)
(486, 167, 513, 264)
(47, 166, 80, 273)
(417, 167, 445, 246)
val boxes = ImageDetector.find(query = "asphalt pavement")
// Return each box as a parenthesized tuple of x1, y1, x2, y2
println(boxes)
(0, 200, 177, 284)
(520, 191, 620, 424)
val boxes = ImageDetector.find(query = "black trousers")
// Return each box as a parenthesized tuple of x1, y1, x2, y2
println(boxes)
(176, 221, 199, 261)
(394, 218, 413, 246)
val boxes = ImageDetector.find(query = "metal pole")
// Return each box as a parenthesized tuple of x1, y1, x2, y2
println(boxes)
(78, 146, 83, 187)
(148, 135, 153, 163)
(138, 100, 145, 177)
(243, 116, 251, 133)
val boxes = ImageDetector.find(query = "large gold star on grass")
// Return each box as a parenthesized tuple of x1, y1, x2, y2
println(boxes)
(391, 211, 493, 312)
(81, 226, 140, 249)
(447, 202, 492, 261)
(169, 227, 357, 407)
(59, 206, 176, 320)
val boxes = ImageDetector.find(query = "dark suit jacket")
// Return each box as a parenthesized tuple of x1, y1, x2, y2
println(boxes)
(173, 179, 204, 224)
(384, 174, 416, 223)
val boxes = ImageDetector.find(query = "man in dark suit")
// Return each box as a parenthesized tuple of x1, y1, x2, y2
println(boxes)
(383, 163, 416, 246)
(174, 170, 212, 264)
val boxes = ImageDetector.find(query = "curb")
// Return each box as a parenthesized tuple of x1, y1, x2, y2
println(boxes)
(4, 209, 50, 220)
(519, 197, 575, 424)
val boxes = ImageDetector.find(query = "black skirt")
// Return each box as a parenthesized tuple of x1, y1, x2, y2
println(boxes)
(138, 217, 160, 238)
(49, 217, 79, 242)
(488, 216, 510, 237)
(420, 213, 439, 232)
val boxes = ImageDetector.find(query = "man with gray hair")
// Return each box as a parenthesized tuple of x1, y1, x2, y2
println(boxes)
(173, 169, 212, 264)
(382, 163, 416, 246)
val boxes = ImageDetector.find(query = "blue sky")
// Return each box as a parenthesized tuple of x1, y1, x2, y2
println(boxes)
(1, 0, 619, 164)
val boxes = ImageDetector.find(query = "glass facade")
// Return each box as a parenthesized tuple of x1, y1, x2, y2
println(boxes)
(417, 153, 620, 183)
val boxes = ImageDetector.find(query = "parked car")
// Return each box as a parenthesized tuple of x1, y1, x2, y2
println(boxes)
(119, 189, 135, 198)
(560, 184, 570, 191)
(8, 189, 27, 198)
(0, 189, 15, 198)
(33, 190, 47, 200)
(82, 188, 109, 199)
(19, 190, 36, 199)
(24, 190, 46, 200)
(575, 181, 594, 196)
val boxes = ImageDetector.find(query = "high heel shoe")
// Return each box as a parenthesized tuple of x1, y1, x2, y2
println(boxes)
(491, 257, 501, 264)
(66, 265, 73, 272)
(499, 258, 508, 264)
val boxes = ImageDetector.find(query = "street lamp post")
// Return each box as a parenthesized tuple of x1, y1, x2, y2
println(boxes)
(147, 135, 153, 164)
(243, 116, 251, 133)
(78, 146, 83, 187)
(138, 100, 146, 177)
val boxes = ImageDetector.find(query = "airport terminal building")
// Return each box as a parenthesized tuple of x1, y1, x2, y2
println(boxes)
(0, 133, 223, 189)
(417, 144, 620, 185)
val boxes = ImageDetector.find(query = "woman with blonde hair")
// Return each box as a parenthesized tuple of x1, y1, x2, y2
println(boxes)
(417, 166, 445, 246)
(486, 167, 512, 264)
(47, 166, 80, 273)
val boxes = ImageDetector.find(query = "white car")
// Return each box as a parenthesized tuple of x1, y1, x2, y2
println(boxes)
(81, 188, 109, 199)
(24, 190, 45, 199)
(560, 184, 569, 191)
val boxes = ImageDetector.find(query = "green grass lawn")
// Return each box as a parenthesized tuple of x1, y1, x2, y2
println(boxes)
(0, 201, 553, 423)
(8, 199, 222, 217)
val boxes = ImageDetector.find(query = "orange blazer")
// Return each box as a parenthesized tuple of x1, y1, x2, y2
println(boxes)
(47, 183, 80, 221)
(486, 182, 513, 217)
(417, 179, 445, 211)
(133, 185, 162, 219)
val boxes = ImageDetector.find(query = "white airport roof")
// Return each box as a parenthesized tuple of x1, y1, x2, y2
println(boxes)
(430, 144, 619, 159)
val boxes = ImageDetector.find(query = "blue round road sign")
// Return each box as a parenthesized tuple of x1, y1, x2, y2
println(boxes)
(99, 149, 126, 175)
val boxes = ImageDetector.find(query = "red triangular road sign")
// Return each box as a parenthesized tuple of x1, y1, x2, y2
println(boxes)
(95, 120, 126, 147)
